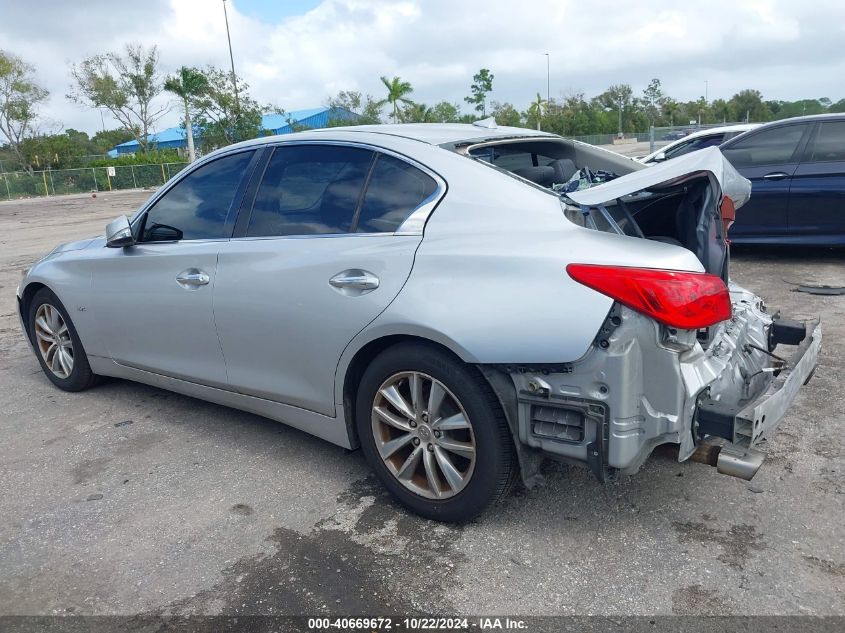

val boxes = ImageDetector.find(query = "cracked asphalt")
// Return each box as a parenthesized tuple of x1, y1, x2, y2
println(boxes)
(0, 190, 842, 617)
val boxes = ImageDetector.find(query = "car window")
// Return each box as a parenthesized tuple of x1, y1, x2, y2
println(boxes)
(356, 155, 438, 233)
(663, 135, 723, 160)
(807, 121, 845, 163)
(468, 146, 557, 170)
(141, 150, 255, 242)
(721, 125, 807, 168)
(247, 145, 374, 237)
(651, 138, 690, 161)
(722, 129, 746, 141)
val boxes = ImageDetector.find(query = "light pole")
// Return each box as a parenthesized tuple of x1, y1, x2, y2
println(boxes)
(222, 0, 241, 123)
(544, 53, 550, 106)
(618, 95, 623, 137)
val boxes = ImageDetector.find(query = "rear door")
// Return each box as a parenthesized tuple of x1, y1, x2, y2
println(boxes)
(787, 119, 845, 238)
(720, 122, 812, 240)
(213, 143, 442, 416)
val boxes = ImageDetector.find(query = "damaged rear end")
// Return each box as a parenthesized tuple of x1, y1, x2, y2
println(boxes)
(506, 147, 821, 482)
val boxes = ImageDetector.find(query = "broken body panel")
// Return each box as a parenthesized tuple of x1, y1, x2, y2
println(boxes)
(474, 145, 820, 482)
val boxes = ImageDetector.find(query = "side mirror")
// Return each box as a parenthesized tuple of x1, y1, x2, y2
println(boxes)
(105, 215, 135, 248)
(653, 151, 667, 162)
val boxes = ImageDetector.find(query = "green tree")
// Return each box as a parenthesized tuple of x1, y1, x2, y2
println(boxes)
(596, 84, 634, 134)
(429, 101, 461, 123)
(642, 78, 664, 124)
(662, 98, 681, 127)
(728, 89, 771, 123)
(400, 102, 435, 123)
(192, 66, 263, 147)
(691, 96, 710, 125)
(490, 101, 521, 127)
(91, 128, 134, 153)
(465, 68, 494, 116)
(773, 99, 826, 118)
(326, 90, 383, 124)
(19, 129, 109, 169)
(828, 98, 845, 113)
(68, 43, 168, 153)
(377, 76, 414, 124)
(710, 98, 735, 123)
(164, 66, 208, 162)
(0, 50, 49, 169)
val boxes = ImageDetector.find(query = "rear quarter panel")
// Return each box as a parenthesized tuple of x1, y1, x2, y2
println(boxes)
(351, 150, 706, 365)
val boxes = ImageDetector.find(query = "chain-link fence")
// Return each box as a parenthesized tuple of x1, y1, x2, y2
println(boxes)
(569, 122, 750, 146)
(566, 122, 753, 156)
(0, 162, 188, 200)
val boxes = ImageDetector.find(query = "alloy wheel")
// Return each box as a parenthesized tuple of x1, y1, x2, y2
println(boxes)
(34, 304, 74, 379)
(371, 371, 476, 499)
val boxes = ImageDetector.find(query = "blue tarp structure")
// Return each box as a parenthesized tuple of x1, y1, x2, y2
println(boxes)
(113, 106, 360, 155)
(261, 107, 359, 134)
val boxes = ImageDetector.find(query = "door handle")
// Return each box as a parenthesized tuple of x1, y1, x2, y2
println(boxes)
(329, 270, 380, 295)
(176, 270, 210, 287)
(762, 172, 789, 180)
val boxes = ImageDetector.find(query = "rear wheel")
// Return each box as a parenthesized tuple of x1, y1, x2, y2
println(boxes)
(28, 287, 97, 392)
(356, 342, 517, 522)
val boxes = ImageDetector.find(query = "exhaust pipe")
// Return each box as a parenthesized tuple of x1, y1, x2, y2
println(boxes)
(690, 443, 765, 481)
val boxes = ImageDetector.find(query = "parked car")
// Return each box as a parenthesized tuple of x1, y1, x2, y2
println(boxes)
(661, 129, 693, 141)
(640, 124, 760, 165)
(719, 114, 845, 244)
(17, 123, 821, 521)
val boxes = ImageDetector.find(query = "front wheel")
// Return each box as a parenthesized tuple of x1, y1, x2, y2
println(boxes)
(27, 287, 98, 392)
(356, 343, 517, 522)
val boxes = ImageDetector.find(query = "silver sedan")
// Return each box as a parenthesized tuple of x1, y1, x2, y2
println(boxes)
(17, 123, 821, 521)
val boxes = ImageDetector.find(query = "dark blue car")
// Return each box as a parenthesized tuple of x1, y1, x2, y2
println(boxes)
(719, 114, 845, 244)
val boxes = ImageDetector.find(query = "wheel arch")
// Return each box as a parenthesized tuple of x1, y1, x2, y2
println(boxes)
(339, 330, 475, 450)
(19, 281, 48, 341)
(338, 329, 539, 488)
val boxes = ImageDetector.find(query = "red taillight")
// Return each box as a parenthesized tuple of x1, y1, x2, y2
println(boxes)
(566, 264, 732, 330)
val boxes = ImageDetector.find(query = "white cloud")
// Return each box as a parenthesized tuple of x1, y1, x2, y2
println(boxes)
(1, 0, 844, 136)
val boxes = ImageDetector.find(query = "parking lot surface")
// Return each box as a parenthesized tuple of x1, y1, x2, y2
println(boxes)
(0, 190, 843, 616)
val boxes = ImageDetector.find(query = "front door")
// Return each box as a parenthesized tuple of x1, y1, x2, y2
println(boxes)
(214, 143, 441, 416)
(91, 150, 257, 387)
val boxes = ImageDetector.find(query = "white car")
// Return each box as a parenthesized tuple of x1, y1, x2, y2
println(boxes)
(639, 124, 760, 165)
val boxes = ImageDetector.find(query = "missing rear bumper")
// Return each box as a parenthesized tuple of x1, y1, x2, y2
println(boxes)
(695, 319, 821, 448)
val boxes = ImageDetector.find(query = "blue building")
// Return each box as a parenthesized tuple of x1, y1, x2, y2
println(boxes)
(113, 106, 360, 155)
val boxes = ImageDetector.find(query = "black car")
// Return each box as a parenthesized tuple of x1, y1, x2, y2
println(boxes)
(662, 129, 693, 141)
(720, 114, 845, 245)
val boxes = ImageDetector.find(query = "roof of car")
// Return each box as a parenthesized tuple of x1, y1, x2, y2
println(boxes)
(752, 113, 845, 128)
(309, 123, 558, 146)
(679, 123, 760, 139)
(222, 123, 558, 154)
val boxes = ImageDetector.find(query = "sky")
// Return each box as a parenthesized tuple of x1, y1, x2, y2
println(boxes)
(2, 0, 845, 136)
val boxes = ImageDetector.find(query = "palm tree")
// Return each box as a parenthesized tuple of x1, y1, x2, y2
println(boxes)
(378, 76, 414, 123)
(662, 98, 681, 129)
(527, 93, 546, 130)
(164, 66, 208, 162)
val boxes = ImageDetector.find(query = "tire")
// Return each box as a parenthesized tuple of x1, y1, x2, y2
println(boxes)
(356, 342, 517, 522)
(27, 287, 98, 392)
